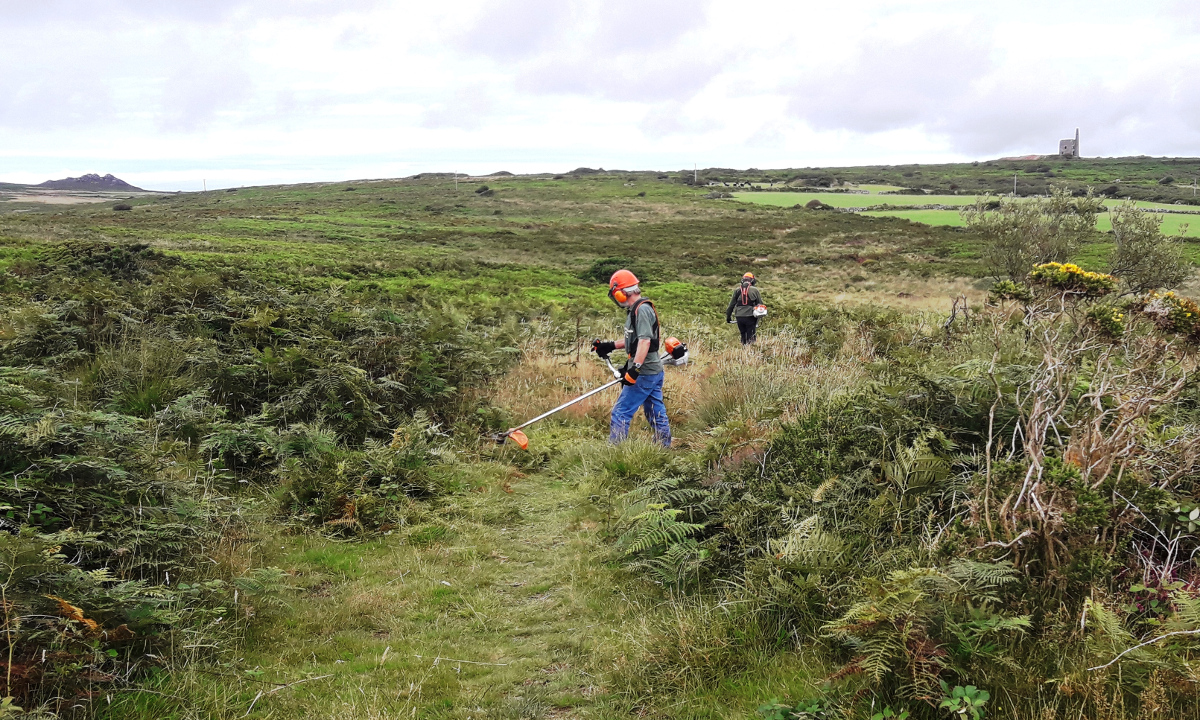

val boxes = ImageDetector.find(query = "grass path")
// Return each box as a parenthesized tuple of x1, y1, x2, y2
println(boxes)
(111, 459, 649, 720)
(236, 467, 636, 719)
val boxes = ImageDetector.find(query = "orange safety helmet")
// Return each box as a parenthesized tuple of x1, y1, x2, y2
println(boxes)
(742, 271, 756, 286)
(608, 269, 640, 305)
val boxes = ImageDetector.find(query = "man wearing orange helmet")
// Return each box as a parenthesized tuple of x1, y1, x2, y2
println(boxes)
(591, 269, 671, 447)
(726, 272, 764, 345)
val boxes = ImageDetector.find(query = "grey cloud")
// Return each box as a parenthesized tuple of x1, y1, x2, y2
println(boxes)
(458, 0, 573, 61)
(457, 0, 722, 102)
(420, 85, 500, 130)
(520, 48, 721, 102)
(786, 26, 995, 134)
(155, 50, 255, 132)
(638, 100, 720, 139)
(0, 33, 116, 129)
(937, 76, 1136, 156)
(775, 11, 1200, 158)
(586, 0, 706, 53)
(458, 0, 704, 59)
(3, 0, 382, 26)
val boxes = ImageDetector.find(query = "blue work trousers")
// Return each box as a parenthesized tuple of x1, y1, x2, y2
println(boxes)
(609, 370, 671, 447)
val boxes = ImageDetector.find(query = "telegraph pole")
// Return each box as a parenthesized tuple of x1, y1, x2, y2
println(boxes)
(1013, 174, 1017, 197)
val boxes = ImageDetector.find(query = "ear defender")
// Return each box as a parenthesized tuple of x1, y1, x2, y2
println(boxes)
(607, 269, 639, 306)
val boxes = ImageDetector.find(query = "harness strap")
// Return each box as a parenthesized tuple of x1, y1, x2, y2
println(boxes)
(628, 298, 660, 353)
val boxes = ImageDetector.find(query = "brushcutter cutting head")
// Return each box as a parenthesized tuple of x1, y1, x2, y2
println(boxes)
(489, 429, 530, 450)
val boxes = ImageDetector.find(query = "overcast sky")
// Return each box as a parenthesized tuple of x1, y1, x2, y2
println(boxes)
(3, 0, 1200, 190)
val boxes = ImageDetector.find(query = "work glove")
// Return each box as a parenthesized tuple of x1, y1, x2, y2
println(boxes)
(727, 317, 735, 324)
(592, 339, 616, 359)
(620, 362, 640, 386)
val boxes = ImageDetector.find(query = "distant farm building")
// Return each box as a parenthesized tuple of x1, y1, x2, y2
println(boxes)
(1059, 129, 1081, 158)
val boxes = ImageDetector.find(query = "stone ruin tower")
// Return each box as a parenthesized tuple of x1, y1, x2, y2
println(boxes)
(1059, 128, 1080, 158)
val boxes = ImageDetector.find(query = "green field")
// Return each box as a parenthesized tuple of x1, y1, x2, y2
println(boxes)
(707, 155, 1200, 205)
(736, 191, 1200, 238)
(733, 191, 981, 208)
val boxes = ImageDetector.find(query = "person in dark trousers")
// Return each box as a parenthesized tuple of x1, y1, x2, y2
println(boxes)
(591, 269, 671, 447)
(726, 272, 763, 345)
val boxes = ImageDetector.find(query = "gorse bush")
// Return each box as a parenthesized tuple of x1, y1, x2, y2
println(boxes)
(0, 240, 521, 709)
(1138, 291, 1200, 342)
(1029, 261, 1117, 296)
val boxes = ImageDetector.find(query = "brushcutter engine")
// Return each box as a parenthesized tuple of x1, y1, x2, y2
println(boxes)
(663, 336, 689, 366)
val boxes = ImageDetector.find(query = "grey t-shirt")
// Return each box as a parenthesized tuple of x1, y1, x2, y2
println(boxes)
(623, 301, 662, 375)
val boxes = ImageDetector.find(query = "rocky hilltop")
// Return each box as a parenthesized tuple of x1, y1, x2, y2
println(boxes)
(38, 173, 144, 192)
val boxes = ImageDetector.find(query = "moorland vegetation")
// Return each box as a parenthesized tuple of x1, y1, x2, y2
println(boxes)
(1, 168, 1199, 719)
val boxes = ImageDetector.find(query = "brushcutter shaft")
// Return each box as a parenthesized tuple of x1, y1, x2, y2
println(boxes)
(506, 377, 622, 434)
(501, 359, 623, 436)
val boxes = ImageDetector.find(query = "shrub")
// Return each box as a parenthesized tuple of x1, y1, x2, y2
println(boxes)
(1138, 291, 1200, 341)
(610, 292, 1200, 715)
(274, 414, 451, 531)
(962, 187, 1104, 280)
(1029, 262, 1117, 296)
(113, 203, 132, 211)
(1107, 201, 1191, 292)
(988, 279, 1032, 303)
(1085, 304, 1125, 338)
(0, 367, 231, 707)
(0, 249, 521, 706)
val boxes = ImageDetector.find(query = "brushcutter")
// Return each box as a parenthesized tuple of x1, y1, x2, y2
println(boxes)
(492, 358, 624, 450)
(491, 337, 689, 450)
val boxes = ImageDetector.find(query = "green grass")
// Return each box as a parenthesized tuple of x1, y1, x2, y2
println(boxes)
(861, 208, 970, 227)
(857, 207, 1200, 239)
(733, 192, 982, 208)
